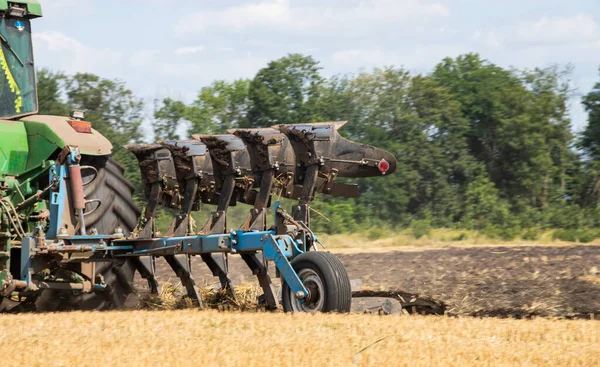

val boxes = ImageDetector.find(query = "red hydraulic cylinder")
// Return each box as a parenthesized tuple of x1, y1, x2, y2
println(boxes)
(68, 164, 86, 210)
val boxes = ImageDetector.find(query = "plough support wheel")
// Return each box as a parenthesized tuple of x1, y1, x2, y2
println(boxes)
(282, 252, 351, 313)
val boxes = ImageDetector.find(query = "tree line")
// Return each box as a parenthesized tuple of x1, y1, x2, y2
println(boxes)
(36, 53, 600, 237)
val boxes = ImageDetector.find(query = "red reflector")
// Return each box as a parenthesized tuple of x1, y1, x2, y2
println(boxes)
(378, 159, 390, 174)
(68, 120, 92, 134)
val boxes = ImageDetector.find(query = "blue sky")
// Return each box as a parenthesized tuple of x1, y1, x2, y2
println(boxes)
(31, 0, 600, 132)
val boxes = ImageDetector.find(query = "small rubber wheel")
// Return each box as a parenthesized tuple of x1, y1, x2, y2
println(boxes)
(282, 252, 351, 313)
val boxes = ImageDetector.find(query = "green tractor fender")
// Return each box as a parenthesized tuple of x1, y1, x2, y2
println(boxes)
(0, 115, 112, 176)
(21, 114, 112, 159)
(0, 114, 112, 203)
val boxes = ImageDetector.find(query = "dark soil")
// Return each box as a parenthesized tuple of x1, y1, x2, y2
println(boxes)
(135, 245, 600, 318)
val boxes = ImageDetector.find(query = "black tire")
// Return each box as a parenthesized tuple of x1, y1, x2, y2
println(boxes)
(36, 157, 140, 311)
(281, 251, 351, 313)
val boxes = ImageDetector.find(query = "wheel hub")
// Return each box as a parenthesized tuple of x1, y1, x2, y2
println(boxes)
(291, 268, 325, 312)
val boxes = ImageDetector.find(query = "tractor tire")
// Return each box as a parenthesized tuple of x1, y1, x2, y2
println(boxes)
(281, 251, 351, 313)
(36, 156, 140, 311)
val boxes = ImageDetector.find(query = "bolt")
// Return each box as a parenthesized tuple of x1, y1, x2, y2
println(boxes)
(90, 228, 99, 236)
(58, 227, 68, 235)
(295, 291, 305, 299)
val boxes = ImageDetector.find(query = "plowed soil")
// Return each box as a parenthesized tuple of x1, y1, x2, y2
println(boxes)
(136, 245, 600, 318)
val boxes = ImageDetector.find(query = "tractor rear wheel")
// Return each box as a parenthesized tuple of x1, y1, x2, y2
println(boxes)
(281, 252, 351, 313)
(36, 157, 140, 311)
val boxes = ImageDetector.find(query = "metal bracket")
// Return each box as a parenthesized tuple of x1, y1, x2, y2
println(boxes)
(263, 234, 308, 299)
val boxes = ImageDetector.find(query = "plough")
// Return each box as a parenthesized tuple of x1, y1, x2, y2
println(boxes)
(5, 122, 396, 312)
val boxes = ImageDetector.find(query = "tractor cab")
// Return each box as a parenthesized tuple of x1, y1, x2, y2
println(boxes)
(0, 1, 42, 120)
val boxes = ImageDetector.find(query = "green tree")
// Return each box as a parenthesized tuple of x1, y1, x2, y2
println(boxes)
(432, 54, 573, 209)
(153, 79, 251, 139)
(578, 69, 600, 207)
(247, 53, 323, 127)
(581, 72, 600, 161)
(463, 165, 510, 229)
(153, 98, 187, 141)
(187, 79, 250, 134)
(36, 69, 69, 116)
(343, 68, 474, 227)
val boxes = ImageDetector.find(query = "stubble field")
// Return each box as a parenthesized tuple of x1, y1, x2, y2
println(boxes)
(3, 242, 600, 366)
(1, 310, 599, 367)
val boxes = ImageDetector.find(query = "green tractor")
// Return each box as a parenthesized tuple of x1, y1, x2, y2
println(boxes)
(0, 1, 139, 311)
(0, 1, 399, 314)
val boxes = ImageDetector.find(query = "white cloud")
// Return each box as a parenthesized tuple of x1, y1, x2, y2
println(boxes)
(517, 14, 599, 45)
(34, 31, 85, 52)
(176, 0, 291, 33)
(472, 30, 502, 50)
(158, 54, 270, 80)
(33, 31, 121, 74)
(174, 46, 206, 56)
(175, 0, 449, 35)
(129, 50, 160, 67)
(42, 0, 94, 17)
(51, 0, 90, 6)
(332, 48, 389, 67)
(473, 14, 600, 51)
(331, 44, 468, 72)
